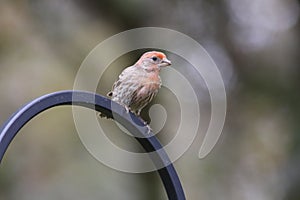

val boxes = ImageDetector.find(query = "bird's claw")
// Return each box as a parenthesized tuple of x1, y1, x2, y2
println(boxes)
(145, 124, 152, 135)
(125, 106, 130, 113)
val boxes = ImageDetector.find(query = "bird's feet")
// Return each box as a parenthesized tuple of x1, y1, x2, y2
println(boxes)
(134, 112, 152, 135)
(146, 124, 152, 135)
(139, 119, 152, 135)
(124, 105, 130, 113)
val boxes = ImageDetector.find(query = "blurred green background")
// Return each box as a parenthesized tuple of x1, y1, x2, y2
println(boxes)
(0, 0, 300, 199)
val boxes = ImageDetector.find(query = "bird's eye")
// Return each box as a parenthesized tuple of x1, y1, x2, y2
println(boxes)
(152, 56, 158, 61)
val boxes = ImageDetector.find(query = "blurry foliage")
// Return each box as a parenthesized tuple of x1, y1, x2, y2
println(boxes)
(0, 0, 300, 199)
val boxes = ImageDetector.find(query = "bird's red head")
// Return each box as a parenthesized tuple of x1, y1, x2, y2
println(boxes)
(136, 51, 171, 70)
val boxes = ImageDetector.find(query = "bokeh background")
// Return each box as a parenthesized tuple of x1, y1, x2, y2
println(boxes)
(1, 0, 300, 199)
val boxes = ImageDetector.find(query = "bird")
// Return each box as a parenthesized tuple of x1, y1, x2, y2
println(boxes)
(107, 51, 171, 116)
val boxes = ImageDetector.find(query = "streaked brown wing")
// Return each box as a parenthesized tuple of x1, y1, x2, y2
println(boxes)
(107, 66, 134, 97)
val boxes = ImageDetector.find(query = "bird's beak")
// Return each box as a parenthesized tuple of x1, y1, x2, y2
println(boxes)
(159, 58, 172, 67)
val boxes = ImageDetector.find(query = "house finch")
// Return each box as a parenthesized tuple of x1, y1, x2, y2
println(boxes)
(108, 51, 171, 116)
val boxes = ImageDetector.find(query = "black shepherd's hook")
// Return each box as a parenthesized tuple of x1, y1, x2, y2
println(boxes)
(0, 90, 185, 200)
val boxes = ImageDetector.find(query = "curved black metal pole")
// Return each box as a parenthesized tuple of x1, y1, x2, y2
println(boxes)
(0, 90, 185, 200)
